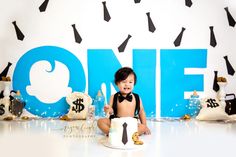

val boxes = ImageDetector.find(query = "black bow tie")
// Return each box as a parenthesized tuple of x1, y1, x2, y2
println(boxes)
(118, 92, 132, 103)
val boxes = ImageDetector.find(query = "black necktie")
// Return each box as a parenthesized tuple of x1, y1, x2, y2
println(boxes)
(39, 0, 49, 12)
(72, 24, 82, 44)
(224, 55, 235, 76)
(0, 62, 12, 80)
(213, 71, 219, 92)
(174, 27, 185, 47)
(185, 0, 192, 7)
(146, 12, 156, 33)
(122, 122, 128, 145)
(118, 34, 132, 52)
(12, 21, 25, 41)
(0, 91, 4, 99)
(224, 7, 235, 27)
(118, 93, 132, 103)
(134, 0, 141, 3)
(209, 26, 217, 47)
(102, 1, 111, 22)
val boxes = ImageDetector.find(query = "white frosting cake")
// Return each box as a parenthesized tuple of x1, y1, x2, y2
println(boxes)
(108, 117, 138, 148)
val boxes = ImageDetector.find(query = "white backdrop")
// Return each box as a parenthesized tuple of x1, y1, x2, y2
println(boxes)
(0, 0, 236, 117)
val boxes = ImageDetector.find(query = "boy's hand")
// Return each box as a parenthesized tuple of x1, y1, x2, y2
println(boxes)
(142, 125, 151, 135)
(144, 126, 151, 135)
(104, 105, 110, 113)
(104, 105, 113, 114)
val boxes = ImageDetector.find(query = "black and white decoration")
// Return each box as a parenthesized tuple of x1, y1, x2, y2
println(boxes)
(66, 92, 92, 120)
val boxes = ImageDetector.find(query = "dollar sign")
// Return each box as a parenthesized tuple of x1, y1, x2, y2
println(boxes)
(206, 98, 219, 108)
(0, 104, 5, 115)
(72, 98, 85, 113)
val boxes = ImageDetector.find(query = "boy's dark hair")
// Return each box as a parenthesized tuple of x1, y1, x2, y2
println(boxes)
(114, 67, 137, 85)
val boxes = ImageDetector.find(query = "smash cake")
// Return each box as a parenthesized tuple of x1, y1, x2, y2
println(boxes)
(107, 117, 143, 149)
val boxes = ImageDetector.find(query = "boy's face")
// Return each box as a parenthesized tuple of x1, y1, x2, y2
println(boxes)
(117, 74, 135, 95)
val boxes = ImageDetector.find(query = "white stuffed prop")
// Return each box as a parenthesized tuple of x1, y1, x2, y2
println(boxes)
(196, 97, 229, 121)
(65, 92, 92, 120)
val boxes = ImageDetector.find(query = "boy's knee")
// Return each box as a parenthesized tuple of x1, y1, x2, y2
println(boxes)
(97, 119, 103, 127)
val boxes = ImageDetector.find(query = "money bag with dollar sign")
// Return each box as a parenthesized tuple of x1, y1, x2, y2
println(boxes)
(66, 92, 92, 120)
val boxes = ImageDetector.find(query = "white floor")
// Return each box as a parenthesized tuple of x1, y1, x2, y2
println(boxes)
(0, 118, 236, 157)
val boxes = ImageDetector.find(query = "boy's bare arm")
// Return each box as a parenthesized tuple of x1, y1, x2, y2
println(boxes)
(138, 99, 147, 125)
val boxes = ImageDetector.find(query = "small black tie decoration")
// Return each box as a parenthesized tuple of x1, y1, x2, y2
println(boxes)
(118, 34, 132, 52)
(0, 62, 12, 80)
(102, 1, 111, 22)
(185, 0, 192, 7)
(173, 27, 185, 47)
(224, 55, 235, 76)
(209, 26, 217, 47)
(0, 91, 4, 99)
(213, 71, 219, 92)
(146, 12, 156, 33)
(72, 24, 82, 44)
(224, 7, 236, 27)
(12, 21, 25, 41)
(122, 122, 128, 145)
(134, 0, 141, 4)
(39, 0, 49, 12)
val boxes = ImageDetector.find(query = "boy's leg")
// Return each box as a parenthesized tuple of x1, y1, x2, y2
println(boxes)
(97, 118, 111, 135)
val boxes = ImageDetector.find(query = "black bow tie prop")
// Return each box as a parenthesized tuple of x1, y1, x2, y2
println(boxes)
(118, 93, 133, 103)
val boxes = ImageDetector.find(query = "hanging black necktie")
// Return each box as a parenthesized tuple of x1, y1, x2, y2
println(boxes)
(224, 7, 236, 27)
(12, 21, 25, 41)
(209, 26, 217, 47)
(118, 34, 132, 52)
(134, 0, 141, 3)
(185, 0, 192, 7)
(118, 93, 133, 103)
(146, 12, 156, 33)
(0, 62, 12, 80)
(71, 24, 82, 44)
(224, 55, 235, 76)
(173, 27, 185, 47)
(122, 122, 128, 145)
(0, 91, 4, 99)
(39, 0, 49, 12)
(213, 71, 219, 92)
(102, 1, 111, 22)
